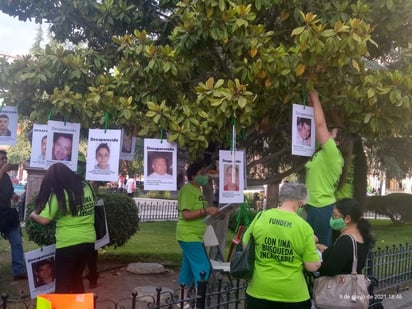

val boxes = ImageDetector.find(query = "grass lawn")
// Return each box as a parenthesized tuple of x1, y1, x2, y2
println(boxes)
(1, 219, 411, 297)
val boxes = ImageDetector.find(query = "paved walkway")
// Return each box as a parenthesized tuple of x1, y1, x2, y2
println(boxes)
(382, 289, 412, 308)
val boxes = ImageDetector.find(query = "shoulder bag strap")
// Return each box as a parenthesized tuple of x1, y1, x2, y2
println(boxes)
(250, 210, 264, 239)
(347, 234, 358, 274)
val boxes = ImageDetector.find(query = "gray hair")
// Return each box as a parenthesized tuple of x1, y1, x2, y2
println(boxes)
(279, 182, 307, 203)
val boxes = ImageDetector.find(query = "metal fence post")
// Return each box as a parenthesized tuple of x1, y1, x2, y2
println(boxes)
(196, 272, 207, 309)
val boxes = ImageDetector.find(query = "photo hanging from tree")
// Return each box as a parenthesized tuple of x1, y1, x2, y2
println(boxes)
(120, 130, 136, 161)
(0, 106, 18, 145)
(86, 129, 121, 182)
(143, 138, 177, 191)
(30, 124, 48, 168)
(219, 150, 245, 204)
(45, 120, 80, 172)
(291, 104, 315, 157)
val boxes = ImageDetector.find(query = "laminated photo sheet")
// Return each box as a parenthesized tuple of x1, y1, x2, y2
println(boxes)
(219, 150, 245, 204)
(291, 104, 315, 157)
(45, 120, 80, 171)
(95, 198, 110, 250)
(119, 130, 136, 161)
(0, 105, 18, 145)
(86, 129, 121, 182)
(143, 138, 177, 191)
(24, 244, 56, 299)
(30, 124, 48, 168)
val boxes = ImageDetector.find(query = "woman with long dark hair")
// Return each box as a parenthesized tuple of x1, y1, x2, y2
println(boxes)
(305, 90, 353, 247)
(29, 163, 96, 293)
(317, 198, 375, 275)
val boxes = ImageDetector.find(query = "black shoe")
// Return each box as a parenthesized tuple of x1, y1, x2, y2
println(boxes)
(13, 273, 27, 280)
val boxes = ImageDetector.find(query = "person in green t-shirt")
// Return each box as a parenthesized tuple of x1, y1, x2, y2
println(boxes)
(305, 90, 353, 247)
(244, 182, 321, 308)
(176, 162, 220, 306)
(29, 162, 96, 293)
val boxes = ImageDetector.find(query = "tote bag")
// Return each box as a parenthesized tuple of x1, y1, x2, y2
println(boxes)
(313, 235, 370, 309)
(229, 211, 263, 279)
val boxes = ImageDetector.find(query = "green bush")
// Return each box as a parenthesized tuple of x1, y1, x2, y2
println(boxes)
(228, 208, 258, 232)
(25, 192, 139, 248)
(364, 193, 412, 224)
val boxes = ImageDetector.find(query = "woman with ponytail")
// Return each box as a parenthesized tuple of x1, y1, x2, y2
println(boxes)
(316, 198, 375, 275)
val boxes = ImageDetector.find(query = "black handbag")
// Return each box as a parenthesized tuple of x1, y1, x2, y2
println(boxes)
(0, 207, 20, 234)
(94, 198, 107, 240)
(85, 181, 107, 240)
(229, 211, 263, 279)
(230, 234, 256, 279)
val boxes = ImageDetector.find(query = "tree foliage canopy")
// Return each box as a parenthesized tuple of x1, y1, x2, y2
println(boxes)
(1, 0, 412, 185)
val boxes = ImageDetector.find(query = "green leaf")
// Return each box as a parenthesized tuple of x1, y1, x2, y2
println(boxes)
(291, 27, 305, 36)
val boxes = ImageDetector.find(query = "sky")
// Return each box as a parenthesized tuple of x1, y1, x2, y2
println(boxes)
(0, 11, 45, 57)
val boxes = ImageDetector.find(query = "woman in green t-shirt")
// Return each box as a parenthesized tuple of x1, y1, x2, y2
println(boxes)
(305, 90, 353, 247)
(244, 183, 321, 308)
(29, 163, 96, 293)
(176, 162, 219, 307)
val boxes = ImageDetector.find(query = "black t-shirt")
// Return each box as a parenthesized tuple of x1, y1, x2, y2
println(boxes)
(319, 234, 368, 276)
(0, 173, 14, 209)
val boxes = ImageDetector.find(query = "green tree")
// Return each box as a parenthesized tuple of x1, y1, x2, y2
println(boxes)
(1, 0, 412, 201)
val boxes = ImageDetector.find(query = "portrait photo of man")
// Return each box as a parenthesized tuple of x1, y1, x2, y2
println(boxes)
(146, 152, 173, 180)
(0, 114, 12, 136)
(296, 117, 311, 146)
(38, 135, 47, 161)
(52, 133, 73, 161)
(32, 258, 55, 288)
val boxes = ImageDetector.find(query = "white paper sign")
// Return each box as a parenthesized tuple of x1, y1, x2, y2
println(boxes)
(219, 150, 245, 204)
(24, 244, 56, 299)
(292, 104, 315, 157)
(120, 130, 136, 161)
(0, 106, 18, 145)
(86, 129, 121, 182)
(144, 138, 177, 191)
(30, 124, 48, 168)
(46, 120, 80, 171)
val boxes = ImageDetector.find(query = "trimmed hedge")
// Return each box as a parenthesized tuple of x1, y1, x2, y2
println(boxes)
(25, 192, 139, 248)
(364, 193, 412, 224)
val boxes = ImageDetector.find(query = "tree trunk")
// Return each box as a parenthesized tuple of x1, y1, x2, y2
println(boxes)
(266, 183, 280, 209)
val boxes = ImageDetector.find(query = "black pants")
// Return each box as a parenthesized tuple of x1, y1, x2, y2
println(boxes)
(246, 294, 312, 309)
(55, 243, 95, 293)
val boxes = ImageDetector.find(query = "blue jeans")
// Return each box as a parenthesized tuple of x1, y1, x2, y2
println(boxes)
(4, 226, 26, 276)
(178, 241, 210, 288)
(305, 204, 334, 247)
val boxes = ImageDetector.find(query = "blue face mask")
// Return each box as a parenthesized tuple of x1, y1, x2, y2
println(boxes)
(194, 175, 209, 186)
(329, 217, 346, 230)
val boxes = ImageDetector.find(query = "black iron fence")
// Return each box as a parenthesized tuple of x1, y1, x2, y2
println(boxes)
(366, 242, 412, 291)
(1, 275, 247, 309)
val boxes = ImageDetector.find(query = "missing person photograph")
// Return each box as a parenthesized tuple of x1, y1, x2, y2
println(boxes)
(32, 258, 55, 288)
(52, 133, 73, 161)
(296, 117, 312, 146)
(147, 152, 174, 180)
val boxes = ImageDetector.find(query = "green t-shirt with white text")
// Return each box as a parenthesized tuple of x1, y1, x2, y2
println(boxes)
(243, 209, 320, 302)
(39, 184, 96, 249)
